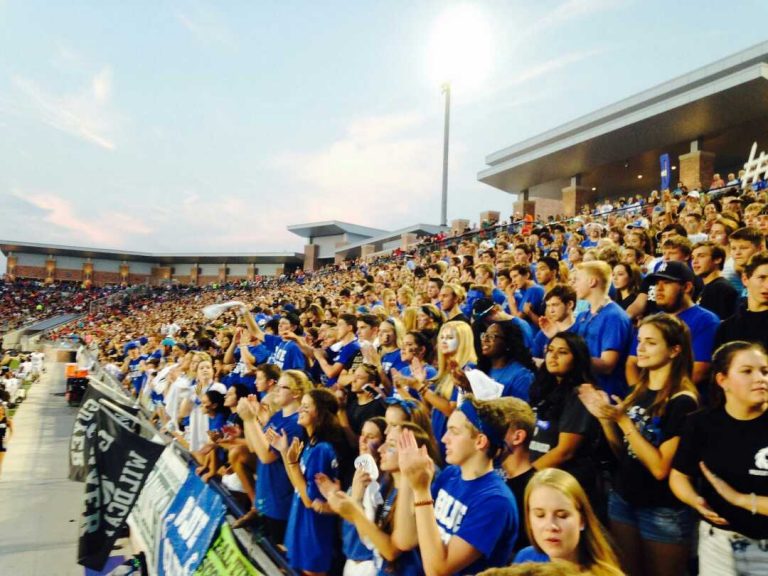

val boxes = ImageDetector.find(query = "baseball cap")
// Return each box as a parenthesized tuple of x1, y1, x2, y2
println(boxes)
(687, 190, 700, 199)
(648, 261, 695, 284)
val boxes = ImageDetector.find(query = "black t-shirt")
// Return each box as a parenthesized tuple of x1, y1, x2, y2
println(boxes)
(698, 277, 740, 321)
(640, 272, 703, 315)
(672, 407, 768, 539)
(345, 393, 385, 436)
(614, 390, 698, 508)
(529, 388, 599, 490)
(715, 309, 768, 352)
(506, 467, 536, 552)
(613, 291, 638, 311)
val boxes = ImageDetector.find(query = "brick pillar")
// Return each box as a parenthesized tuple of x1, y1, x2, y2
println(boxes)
(45, 256, 56, 284)
(82, 261, 93, 288)
(246, 264, 256, 281)
(514, 199, 537, 219)
(678, 150, 715, 191)
(480, 210, 500, 225)
(361, 245, 375, 260)
(6, 254, 17, 280)
(334, 253, 345, 265)
(304, 244, 319, 271)
(451, 219, 469, 235)
(401, 233, 418, 249)
(218, 264, 228, 283)
(561, 185, 597, 217)
(190, 265, 199, 286)
(120, 262, 130, 284)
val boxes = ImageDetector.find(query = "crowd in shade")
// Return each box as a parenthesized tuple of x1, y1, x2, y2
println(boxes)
(8, 176, 768, 576)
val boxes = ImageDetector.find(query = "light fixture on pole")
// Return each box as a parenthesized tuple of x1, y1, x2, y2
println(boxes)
(440, 82, 451, 227)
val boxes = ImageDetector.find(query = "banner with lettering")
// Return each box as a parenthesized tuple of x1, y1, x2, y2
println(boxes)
(194, 523, 263, 576)
(158, 472, 226, 576)
(78, 405, 165, 570)
(127, 446, 191, 573)
(660, 153, 671, 191)
(69, 381, 139, 482)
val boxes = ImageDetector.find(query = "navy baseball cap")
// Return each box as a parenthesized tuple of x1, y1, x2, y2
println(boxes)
(649, 261, 695, 284)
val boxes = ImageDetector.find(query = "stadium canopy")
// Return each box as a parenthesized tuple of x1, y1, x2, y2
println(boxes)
(478, 41, 768, 211)
(287, 220, 386, 239)
(0, 240, 303, 265)
(335, 223, 449, 260)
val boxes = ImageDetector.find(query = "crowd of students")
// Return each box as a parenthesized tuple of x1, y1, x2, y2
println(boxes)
(7, 180, 767, 576)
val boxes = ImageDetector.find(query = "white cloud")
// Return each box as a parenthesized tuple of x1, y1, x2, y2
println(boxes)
(175, 3, 236, 49)
(9, 189, 152, 247)
(11, 68, 118, 150)
(270, 112, 450, 228)
(529, 0, 627, 35)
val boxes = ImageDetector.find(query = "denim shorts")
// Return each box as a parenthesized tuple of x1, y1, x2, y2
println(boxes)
(608, 490, 696, 545)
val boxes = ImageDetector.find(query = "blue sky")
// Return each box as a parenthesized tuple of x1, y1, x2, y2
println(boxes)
(1, 0, 767, 260)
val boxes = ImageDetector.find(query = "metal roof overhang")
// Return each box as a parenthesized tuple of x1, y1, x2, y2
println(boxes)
(479, 42, 768, 196)
(335, 224, 449, 258)
(287, 220, 387, 239)
(0, 241, 303, 265)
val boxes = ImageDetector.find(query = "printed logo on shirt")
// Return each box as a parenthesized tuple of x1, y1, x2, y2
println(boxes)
(535, 419, 550, 431)
(434, 488, 469, 544)
(751, 447, 768, 476)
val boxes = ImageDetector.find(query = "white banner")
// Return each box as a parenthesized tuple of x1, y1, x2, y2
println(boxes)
(127, 446, 191, 574)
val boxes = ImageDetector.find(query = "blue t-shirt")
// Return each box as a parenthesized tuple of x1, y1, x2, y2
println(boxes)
(490, 362, 535, 402)
(264, 334, 307, 372)
(531, 324, 576, 359)
(518, 285, 546, 319)
(430, 466, 519, 574)
(431, 385, 460, 458)
(382, 348, 408, 380)
(256, 411, 303, 521)
(342, 517, 373, 562)
(284, 440, 339, 573)
(373, 487, 423, 576)
(573, 301, 632, 398)
(208, 411, 227, 432)
(629, 305, 719, 365)
(127, 357, 143, 392)
(514, 546, 549, 563)
(322, 339, 362, 387)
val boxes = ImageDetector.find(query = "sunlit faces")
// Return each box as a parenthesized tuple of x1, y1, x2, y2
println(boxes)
(745, 264, 768, 308)
(513, 248, 530, 265)
(378, 321, 396, 348)
(416, 310, 433, 330)
(662, 246, 687, 263)
(255, 369, 274, 393)
(351, 365, 372, 393)
(545, 296, 571, 323)
(438, 325, 459, 355)
(383, 292, 398, 311)
(636, 324, 678, 371)
(730, 239, 761, 270)
(400, 333, 422, 363)
(384, 405, 408, 435)
(571, 269, 592, 300)
(196, 360, 214, 382)
(691, 245, 718, 277)
(274, 375, 298, 407)
(441, 410, 480, 465)
(356, 321, 376, 343)
(535, 262, 555, 286)
(224, 386, 239, 409)
(427, 281, 441, 300)
(278, 317, 295, 337)
(378, 435, 399, 472)
(708, 222, 729, 247)
(336, 318, 354, 340)
(716, 349, 768, 408)
(297, 394, 318, 429)
(654, 279, 686, 312)
(359, 420, 384, 458)
(545, 337, 575, 377)
(528, 485, 584, 564)
(611, 264, 630, 291)
(479, 323, 505, 357)
(704, 203, 718, 220)
(438, 287, 457, 313)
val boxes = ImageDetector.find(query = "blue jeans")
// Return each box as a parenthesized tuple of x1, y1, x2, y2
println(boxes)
(608, 490, 695, 545)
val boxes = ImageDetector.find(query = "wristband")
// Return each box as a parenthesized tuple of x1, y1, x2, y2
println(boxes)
(414, 499, 434, 508)
(287, 460, 299, 466)
(751, 492, 758, 515)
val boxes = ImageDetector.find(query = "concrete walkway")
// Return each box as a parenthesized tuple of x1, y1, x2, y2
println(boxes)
(0, 360, 84, 576)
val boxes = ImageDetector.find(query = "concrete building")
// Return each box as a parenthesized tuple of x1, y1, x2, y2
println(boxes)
(0, 240, 303, 286)
(479, 41, 768, 218)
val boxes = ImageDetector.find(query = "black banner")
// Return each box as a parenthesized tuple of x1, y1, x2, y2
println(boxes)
(69, 382, 138, 482)
(78, 406, 165, 570)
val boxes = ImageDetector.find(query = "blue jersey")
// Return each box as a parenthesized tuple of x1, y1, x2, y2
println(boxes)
(381, 349, 408, 380)
(431, 466, 519, 574)
(284, 440, 339, 573)
(629, 305, 719, 365)
(573, 301, 632, 398)
(373, 488, 423, 576)
(514, 546, 549, 563)
(264, 334, 307, 372)
(127, 357, 143, 393)
(490, 361, 535, 402)
(256, 410, 303, 521)
(323, 339, 361, 387)
(431, 385, 460, 459)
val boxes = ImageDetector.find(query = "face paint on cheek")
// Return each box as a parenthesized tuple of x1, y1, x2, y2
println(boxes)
(444, 336, 458, 353)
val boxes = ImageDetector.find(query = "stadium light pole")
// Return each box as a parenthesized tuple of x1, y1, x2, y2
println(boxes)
(440, 81, 451, 227)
